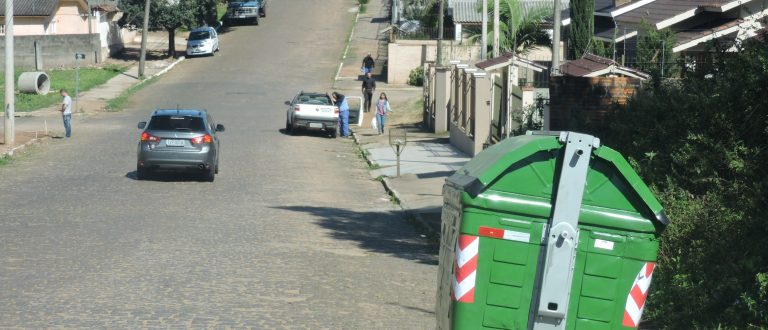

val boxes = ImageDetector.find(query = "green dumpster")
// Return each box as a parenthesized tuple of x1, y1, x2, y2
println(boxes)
(436, 132, 668, 330)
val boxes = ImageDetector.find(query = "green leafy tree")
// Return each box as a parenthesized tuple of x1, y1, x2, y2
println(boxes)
(472, 0, 552, 57)
(636, 20, 678, 84)
(583, 39, 768, 329)
(569, 0, 594, 58)
(118, 0, 217, 56)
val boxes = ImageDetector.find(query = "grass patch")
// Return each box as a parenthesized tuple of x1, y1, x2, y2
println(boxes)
(0, 155, 11, 166)
(105, 76, 159, 112)
(359, 4, 367, 13)
(0, 65, 126, 112)
(369, 162, 381, 170)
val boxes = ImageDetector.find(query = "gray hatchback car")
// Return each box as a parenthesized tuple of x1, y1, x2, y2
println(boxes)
(137, 109, 225, 181)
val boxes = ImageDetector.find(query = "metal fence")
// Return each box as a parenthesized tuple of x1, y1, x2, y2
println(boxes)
(397, 26, 455, 40)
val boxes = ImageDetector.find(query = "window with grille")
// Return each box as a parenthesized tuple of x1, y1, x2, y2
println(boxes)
(0, 24, 5, 35)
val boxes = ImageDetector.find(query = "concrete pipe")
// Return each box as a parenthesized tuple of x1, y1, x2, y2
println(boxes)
(18, 71, 51, 95)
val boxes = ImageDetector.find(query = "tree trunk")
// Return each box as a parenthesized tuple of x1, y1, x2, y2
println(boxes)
(167, 28, 176, 58)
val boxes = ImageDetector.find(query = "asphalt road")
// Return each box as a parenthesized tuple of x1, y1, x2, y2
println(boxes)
(0, 0, 437, 327)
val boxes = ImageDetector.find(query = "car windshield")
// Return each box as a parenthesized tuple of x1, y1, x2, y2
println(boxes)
(298, 95, 332, 105)
(189, 31, 210, 41)
(147, 115, 206, 132)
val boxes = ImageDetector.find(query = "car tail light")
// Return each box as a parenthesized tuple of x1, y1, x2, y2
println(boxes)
(191, 134, 213, 144)
(140, 132, 160, 142)
(334, 107, 340, 114)
(294, 106, 301, 112)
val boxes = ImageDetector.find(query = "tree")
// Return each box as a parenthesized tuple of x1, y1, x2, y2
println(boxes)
(472, 0, 552, 57)
(636, 20, 678, 84)
(569, 0, 594, 59)
(118, 0, 217, 56)
(582, 38, 768, 329)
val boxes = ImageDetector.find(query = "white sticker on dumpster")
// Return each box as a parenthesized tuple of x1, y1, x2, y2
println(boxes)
(594, 239, 615, 250)
(503, 230, 530, 243)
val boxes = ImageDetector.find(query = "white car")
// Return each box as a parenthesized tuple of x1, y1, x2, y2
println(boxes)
(186, 27, 219, 57)
(285, 92, 340, 138)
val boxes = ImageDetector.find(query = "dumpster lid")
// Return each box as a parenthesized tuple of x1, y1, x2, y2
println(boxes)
(448, 134, 668, 226)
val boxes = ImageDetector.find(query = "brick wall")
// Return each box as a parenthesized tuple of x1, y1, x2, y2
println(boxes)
(0, 34, 101, 70)
(548, 76, 643, 130)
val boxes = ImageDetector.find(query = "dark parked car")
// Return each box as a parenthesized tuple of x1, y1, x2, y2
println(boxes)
(136, 109, 225, 181)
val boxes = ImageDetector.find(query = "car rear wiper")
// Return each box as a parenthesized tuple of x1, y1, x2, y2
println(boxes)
(175, 128, 193, 131)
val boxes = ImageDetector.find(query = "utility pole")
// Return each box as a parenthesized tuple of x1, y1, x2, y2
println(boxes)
(481, 0, 487, 59)
(138, 0, 151, 78)
(493, 0, 499, 57)
(551, 0, 562, 75)
(437, 0, 444, 65)
(4, 0, 15, 146)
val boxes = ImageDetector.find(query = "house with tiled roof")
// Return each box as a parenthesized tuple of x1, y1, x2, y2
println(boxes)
(0, 0, 92, 36)
(562, 0, 767, 66)
(0, 0, 126, 66)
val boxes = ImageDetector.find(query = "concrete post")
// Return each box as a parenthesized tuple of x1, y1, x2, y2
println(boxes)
(437, 0, 444, 65)
(138, 0, 151, 78)
(493, 0, 500, 57)
(434, 67, 450, 133)
(472, 72, 491, 154)
(481, 0, 487, 60)
(507, 63, 519, 138)
(35, 41, 43, 70)
(4, 0, 15, 146)
(552, 0, 562, 75)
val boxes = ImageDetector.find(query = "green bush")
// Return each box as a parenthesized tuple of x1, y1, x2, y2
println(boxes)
(579, 39, 768, 328)
(408, 66, 424, 86)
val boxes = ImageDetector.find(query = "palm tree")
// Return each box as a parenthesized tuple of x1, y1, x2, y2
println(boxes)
(471, 0, 552, 57)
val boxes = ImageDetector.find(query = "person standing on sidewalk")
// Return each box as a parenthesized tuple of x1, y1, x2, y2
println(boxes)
(362, 52, 375, 75)
(361, 72, 376, 113)
(331, 92, 350, 138)
(59, 89, 72, 138)
(375, 92, 392, 135)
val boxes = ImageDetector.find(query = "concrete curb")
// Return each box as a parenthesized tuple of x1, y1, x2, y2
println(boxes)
(334, 5, 362, 85)
(351, 129, 440, 239)
(152, 56, 185, 79)
(1, 135, 48, 159)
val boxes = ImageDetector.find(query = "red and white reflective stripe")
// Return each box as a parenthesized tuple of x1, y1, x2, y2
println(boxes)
(622, 262, 656, 328)
(452, 235, 479, 303)
(478, 226, 531, 243)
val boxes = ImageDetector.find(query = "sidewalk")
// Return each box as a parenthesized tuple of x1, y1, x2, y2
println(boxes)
(336, 0, 471, 236)
(0, 32, 186, 157)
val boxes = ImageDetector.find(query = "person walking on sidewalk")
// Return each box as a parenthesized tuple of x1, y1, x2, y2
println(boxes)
(59, 89, 72, 138)
(361, 72, 376, 113)
(362, 52, 375, 75)
(375, 92, 392, 135)
(331, 92, 350, 138)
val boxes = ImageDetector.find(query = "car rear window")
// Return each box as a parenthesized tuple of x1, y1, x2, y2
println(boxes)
(298, 95, 332, 105)
(147, 115, 206, 131)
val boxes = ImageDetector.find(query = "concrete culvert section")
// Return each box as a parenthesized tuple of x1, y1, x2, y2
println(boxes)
(18, 72, 51, 95)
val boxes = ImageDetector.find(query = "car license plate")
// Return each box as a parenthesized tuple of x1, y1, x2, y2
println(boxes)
(320, 108, 331, 113)
(166, 139, 185, 147)
(309, 123, 323, 129)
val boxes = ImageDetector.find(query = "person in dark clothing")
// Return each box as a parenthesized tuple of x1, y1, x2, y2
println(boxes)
(362, 53, 375, 75)
(361, 72, 376, 113)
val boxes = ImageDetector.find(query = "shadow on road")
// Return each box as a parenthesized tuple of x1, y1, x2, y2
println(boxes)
(273, 205, 439, 265)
